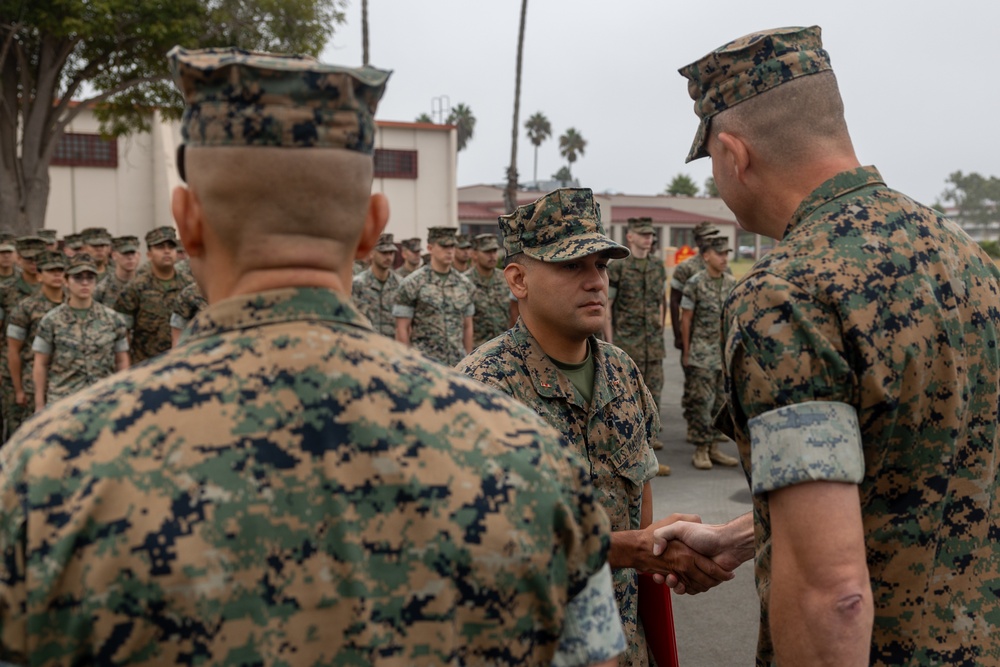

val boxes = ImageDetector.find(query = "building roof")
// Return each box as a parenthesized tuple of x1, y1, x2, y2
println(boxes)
(458, 200, 537, 221)
(610, 206, 735, 226)
(377, 120, 455, 131)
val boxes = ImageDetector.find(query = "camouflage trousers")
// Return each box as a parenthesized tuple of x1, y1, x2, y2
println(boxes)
(632, 357, 664, 414)
(680, 351, 693, 425)
(686, 365, 724, 446)
(1, 379, 29, 442)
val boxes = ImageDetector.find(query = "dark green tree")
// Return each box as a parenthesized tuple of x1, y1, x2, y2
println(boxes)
(415, 113, 433, 123)
(446, 103, 476, 153)
(704, 176, 719, 197)
(558, 127, 586, 178)
(0, 0, 344, 233)
(552, 166, 573, 186)
(666, 173, 699, 197)
(524, 111, 551, 184)
(941, 171, 1000, 231)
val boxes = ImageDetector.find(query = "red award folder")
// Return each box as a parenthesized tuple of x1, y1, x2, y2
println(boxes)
(638, 573, 680, 667)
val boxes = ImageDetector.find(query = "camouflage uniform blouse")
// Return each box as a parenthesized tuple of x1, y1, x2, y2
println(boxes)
(680, 269, 736, 371)
(458, 320, 660, 667)
(6, 291, 63, 397)
(114, 269, 193, 363)
(169, 282, 208, 332)
(392, 265, 475, 366)
(608, 255, 666, 363)
(466, 267, 513, 347)
(0, 287, 615, 665)
(32, 303, 129, 404)
(721, 167, 1000, 666)
(0, 276, 38, 384)
(93, 272, 130, 308)
(351, 268, 400, 338)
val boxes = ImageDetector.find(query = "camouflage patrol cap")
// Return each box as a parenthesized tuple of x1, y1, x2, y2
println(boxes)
(455, 234, 472, 249)
(401, 238, 422, 252)
(64, 233, 84, 250)
(36, 250, 67, 271)
(693, 221, 721, 240)
(627, 217, 655, 234)
(146, 226, 179, 248)
(473, 233, 500, 251)
(427, 227, 458, 247)
(167, 46, 391, 154)
(701, 236, 732, 254)
(15, 236, 46, 258)
(37, 229, 58, 242)
(81, 227, 112, 246)
(374, 233, 396, 252)
(500, 188, 629, 262)
(0, 232, 15, 252)
(112, 235, 140, 253)
(679, 26, 832, 162)
(66, 253, 97, 276)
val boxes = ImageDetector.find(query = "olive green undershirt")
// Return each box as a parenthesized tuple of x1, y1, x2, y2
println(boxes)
(549, 342, 595, 405)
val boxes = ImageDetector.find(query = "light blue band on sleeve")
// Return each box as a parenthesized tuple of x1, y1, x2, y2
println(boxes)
(114, 338, 129, 353)
(169, 314, 188, 330)
(749, 401, 864, 495)
(6, 324, 25, 341)
(464, 304, 474, 317)
(680, 295, 694, 310)
(31, 337, 52, 355)
(552, 563, 625, 667)
(391, 305, 414, 318)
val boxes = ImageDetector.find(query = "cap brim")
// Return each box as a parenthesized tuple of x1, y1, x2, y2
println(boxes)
(67, 265, 97, 275)
(374, 245, 397, 252)
(523, 233, 630, 262)
(685, 118, 709, 163)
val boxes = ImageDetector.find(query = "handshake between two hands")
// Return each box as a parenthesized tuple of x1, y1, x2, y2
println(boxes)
(641, 514, 752, 595)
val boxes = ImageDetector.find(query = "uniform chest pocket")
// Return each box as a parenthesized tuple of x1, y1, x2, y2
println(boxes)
(609, 429, 653, 489)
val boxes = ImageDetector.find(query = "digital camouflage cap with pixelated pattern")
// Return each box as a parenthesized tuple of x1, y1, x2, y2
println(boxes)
(145, 226, 178, 248)
(473, 233, 500, 251)
(627, 217, 655, 234)
(374, 233, 396, 252)
(500, 188, 629, 262)
(679, 25, 831, 162)
(427, 227, 458, 246)
(168, 46, 391, 154)
(66, 253, 98, 276)
(36, 250, 67, 271)
(15, 236, 46, 258)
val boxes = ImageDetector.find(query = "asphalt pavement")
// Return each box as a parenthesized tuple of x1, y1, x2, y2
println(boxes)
(648, 347, 759, 667)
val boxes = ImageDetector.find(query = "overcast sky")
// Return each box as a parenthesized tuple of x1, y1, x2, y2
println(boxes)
(321, 1, 998, 206)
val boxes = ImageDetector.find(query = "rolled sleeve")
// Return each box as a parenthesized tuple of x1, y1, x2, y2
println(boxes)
(169, 313, 188, 330)
(680, 294, 695, 310)
(749, 401, 864, 495)
(391, 305, 414, 318)
(6, 324, 25, 341)
(31, 337, 52, 355)
(114, 337, 129, 353)
(553, 563, 626, 667)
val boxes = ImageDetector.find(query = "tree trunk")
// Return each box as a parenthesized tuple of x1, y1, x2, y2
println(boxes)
(503, 0, 528, 214)
(361, 0, 370, 65)
(533, 144, 538, 184)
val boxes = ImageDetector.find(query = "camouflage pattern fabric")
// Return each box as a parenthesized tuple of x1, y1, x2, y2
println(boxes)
(168, 47, 390, 153)
(352, 268, 400, 338)
(114, 269, 193, 363)
(608, 256, 666, 410)
(394, 263, 419, 279)
(458, 319, 660, 667)
(5, 291, 63, 433)
(32, 302, 128, 404)
(93, 271, 130, 308)
(466, 267, 513, 347)
(0, 287, 612, 665)
(392, 265, 475, 366)
(681, 269, 736, 371)
(685, 366, 724, 446)
(0, 276, 38, 440)
(678, 25, 831, 162)
(721, 166, 1000, 665)
(169, 282, 208, 331)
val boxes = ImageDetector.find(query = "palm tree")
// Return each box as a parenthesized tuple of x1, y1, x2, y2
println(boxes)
(446, 103, 476, 153)
(504, 0, 529, 213)
(524, 111, 551, 184)
(558, 128, 587, 178)
(415, 112, 433, 123)
(361, 0, 370, 64)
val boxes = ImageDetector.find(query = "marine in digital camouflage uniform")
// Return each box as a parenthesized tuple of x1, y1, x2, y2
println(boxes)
(5, 251, 65, 435)
(0, 235, 36, 441)
(458, 188, 735, 667)
(114, 226, 193, 363)
(32, 254, 129, 406)
(606, 218, 666, 417)
(393, 226, 476, 366)
(0, 46, 625, 666)
(654, 25, 1000, 666)
(94, 235, 141, 307)
(36, 229, 58, 252)
(169, 281, 208, 346)
(395, 237, 422, 278)
(61, 233, 83, 258)
(679, 237, 739, 470)
(79, 227, 112, 277)
(466, 232, 516, 347)
(351, 232, 400, 338)
(452, 232, 473, 273)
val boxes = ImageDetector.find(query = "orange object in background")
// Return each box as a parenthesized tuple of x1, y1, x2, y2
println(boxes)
(674, 245, 696, 265)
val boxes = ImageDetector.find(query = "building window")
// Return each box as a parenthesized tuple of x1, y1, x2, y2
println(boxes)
(374, 149, 418, 179)
(51, 133, 118, 168)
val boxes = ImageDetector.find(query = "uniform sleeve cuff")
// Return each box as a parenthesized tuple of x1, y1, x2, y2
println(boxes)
(552, 563, 626, 667)
(6, 324, 26, 341)
(31, 338, 52, 355)
(749, 401, 864, 495)
(391, 305, 414, 318)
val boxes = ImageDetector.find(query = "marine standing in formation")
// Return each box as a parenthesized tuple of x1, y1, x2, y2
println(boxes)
(452, 233, 473, 273)
(94, 235, 141, 307)
(6, 251, 65, 432)
(393, 226, 475, 366)
(459, 188, 735, 667)
(466, 232, 516, 347)
(655, 25, 1000, 666)
(0, 237, 42, 440)
(679, 236, 739, 470)
(0, 46, 624, 665)
(351, 232, 401, 338)
(79, 228, 112, 277)
(114, 226, 193, 363)
(32, 253, 130, 408)
(169, 281, 208, 346)
(395, 237, 422, 278)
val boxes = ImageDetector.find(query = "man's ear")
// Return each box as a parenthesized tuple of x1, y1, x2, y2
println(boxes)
(172, 185, 204, 259)
(504, 262, 528, 300)
(356, 193, 390, 258)
(717, 131, 751, 184)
